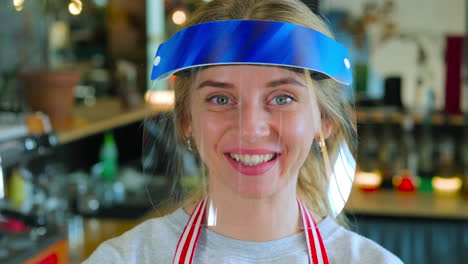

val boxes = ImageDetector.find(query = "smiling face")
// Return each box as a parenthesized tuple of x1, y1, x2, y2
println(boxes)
(185, 65, 322, 198)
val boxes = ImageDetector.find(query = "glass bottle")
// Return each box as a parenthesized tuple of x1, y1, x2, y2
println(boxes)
(98, 131, 119, 208)
(432, 123, 462, 195)
(418, 88, 436, 191)
(393, 116, 418, 192)
(100, 131, 118, 182)
(355, 122, 382, 191)
(417, 118, 435, 192)
(378, 118, 399, 189)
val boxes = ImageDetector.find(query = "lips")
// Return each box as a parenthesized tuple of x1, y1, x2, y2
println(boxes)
(224, 149, 280, 176)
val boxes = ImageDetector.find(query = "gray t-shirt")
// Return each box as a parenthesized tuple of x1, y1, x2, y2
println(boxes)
(83, 208, 403, 263)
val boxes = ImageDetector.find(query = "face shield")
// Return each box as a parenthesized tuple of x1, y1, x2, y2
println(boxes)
(144, 20, 356, 239)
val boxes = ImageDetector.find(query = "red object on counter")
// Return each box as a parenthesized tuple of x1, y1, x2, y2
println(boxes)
(393, 170, 417, 192)
(397, 177, 416, 192)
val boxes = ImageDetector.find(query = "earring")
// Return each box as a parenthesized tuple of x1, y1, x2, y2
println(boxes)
(315, 133, 326, 152)
(318, 138, 326, 150)
(187, 137, 194, 152)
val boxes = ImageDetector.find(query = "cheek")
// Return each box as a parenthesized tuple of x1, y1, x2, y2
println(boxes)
(277, 113, 318, 177)
(276, 109, 320, 147)
(191, 111, 230, 158)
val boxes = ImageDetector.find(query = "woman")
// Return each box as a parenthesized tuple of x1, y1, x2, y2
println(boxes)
(85, 0, 403, 263)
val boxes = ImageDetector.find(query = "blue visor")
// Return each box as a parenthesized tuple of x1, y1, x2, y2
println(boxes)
(151, 20, 352, 85)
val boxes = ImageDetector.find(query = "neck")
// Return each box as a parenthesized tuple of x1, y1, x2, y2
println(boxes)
(212, 185, 301, 241)
(185, 180, 324, 242)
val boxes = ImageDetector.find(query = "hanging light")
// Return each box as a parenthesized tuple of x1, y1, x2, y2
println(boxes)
(13, 0, 24, 11)
(171, 8, 188, 25)
(13, 0, 24, 6)
(69, 0, 83, 16)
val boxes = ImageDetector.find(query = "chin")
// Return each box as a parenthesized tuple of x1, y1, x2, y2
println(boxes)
(209, 159, 294, 199)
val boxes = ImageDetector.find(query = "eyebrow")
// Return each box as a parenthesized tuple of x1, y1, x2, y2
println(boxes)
(197, 80, 234, 89)
(197, 77, 306, 90)
(266, 77, 306, 88)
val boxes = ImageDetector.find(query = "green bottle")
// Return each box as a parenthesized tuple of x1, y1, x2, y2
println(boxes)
(100, 132, 118, 182)
(417, 90, 435, 192)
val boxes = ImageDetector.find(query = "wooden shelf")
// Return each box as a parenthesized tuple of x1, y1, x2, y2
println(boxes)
(56, 98, 468, 220)
(55, 100, 465, 145)
(345, 188, 468, 220)
(356, 108, 465, 126)
(56, 98, 173, 144)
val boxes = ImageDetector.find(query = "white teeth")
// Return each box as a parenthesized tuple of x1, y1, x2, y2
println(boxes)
(229, 153, 275, 166)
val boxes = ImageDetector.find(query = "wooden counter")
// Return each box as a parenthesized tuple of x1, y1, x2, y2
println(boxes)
(72, 206, 167, 263)
(74, 189, 468, 262)
(73, 218, 141, 263)
(345, 188, 468, 220)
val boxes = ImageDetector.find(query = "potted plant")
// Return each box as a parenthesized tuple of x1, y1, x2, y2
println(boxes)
(16, 0, 83, 129)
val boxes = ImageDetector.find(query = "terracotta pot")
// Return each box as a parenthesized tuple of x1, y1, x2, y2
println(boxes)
(19, 70, 80, 130)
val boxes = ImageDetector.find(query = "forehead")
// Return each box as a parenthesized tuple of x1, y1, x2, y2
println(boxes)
(196, 65, 305, 81)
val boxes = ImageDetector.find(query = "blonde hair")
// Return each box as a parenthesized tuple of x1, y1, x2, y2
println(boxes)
(165, 0, 357, 223)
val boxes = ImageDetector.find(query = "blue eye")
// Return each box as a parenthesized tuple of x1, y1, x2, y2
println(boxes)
(271, 95, 293, 105)
(210, 95, 231, 105)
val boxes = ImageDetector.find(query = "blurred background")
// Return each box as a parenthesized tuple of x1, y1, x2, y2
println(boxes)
(0, 0, 466, 263)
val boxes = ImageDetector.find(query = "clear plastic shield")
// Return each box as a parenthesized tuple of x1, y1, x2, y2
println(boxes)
(143, 20, 357, 236)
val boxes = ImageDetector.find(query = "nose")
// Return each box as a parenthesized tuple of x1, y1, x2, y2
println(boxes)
(238, 103, 270, 143)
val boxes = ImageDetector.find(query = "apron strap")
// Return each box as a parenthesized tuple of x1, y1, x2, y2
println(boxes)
(173, 197, 329, 264)
(172, 197, 207, 264)
(298, 198, 329, 264)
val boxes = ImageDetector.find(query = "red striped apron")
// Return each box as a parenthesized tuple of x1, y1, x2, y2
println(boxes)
(172, 197, 329, 264)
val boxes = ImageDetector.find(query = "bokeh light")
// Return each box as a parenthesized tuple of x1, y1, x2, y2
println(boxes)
(69, 0, 83, 16)
(172, 9, 188, 25)
(145, 90, 175, 106)
(13, 0, 24, 11)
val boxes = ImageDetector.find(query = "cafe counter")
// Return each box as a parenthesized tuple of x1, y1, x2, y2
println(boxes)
(72, 188, 468, 263)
